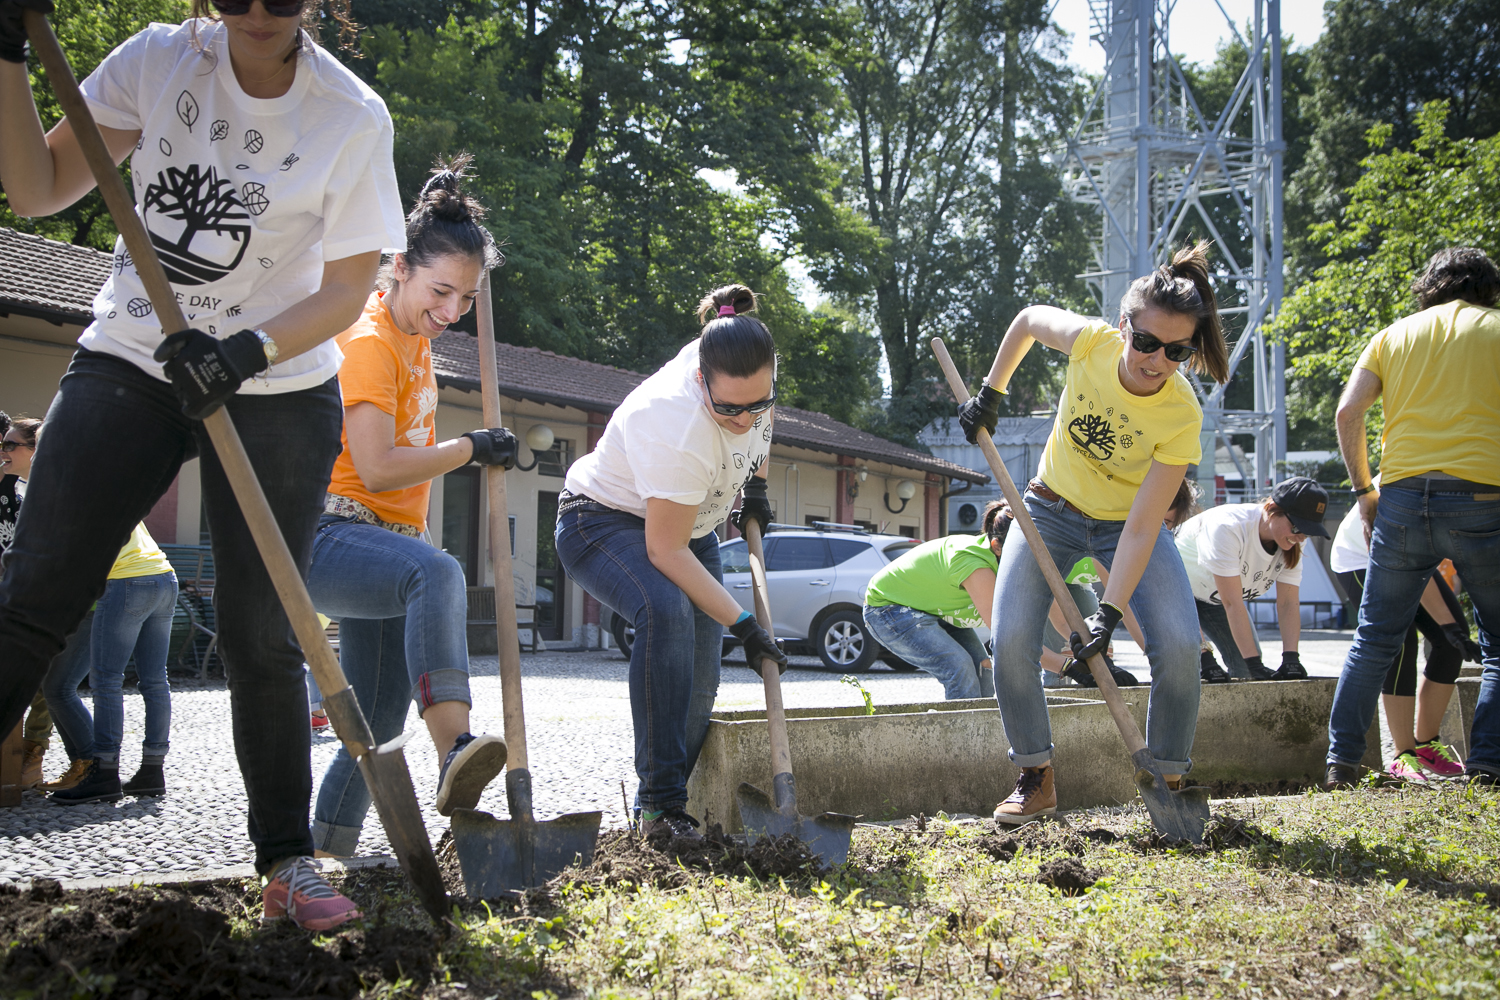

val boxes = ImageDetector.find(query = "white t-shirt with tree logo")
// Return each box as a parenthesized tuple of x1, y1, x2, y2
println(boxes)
(78, 19, 406, 392)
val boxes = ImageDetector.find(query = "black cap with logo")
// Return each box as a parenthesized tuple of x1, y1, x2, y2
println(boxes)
(1270, 476, 1331, 538)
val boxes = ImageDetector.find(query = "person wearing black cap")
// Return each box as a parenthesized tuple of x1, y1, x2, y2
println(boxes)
(1174, 477, 1331, 681)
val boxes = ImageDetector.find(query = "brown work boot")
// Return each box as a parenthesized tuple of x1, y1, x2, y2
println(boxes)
(993, 764, 1057, 826)
(38, 758, 91, 792)
(20, 740, 44, 789)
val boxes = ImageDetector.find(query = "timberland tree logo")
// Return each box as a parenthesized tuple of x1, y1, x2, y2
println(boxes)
(1068, 413, 1116, 461)
(142, 165, 252, 286)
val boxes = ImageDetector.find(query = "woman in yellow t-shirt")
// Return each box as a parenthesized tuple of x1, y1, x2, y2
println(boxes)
(304, 160, 515, 856)
(958, 241, 1230, 825)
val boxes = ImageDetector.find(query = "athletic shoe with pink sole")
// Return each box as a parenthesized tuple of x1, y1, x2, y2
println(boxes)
(1412, 739, 1465, 777)
(262, 857, 362, 931)
(1387, 752, 1429, 785)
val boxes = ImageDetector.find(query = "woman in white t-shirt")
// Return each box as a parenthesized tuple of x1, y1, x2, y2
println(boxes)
(0, 0, 404, 931)
(556, 284, 787, 843)
(1175, 477, 1330, 680)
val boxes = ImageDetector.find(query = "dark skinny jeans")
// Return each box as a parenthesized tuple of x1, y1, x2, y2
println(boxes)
(0, 349, 341, 874)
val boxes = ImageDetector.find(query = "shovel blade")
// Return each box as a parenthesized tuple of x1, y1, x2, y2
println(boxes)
(1131, 748, 1211, 844)
(357, 738, 451, 922)
(450, 807, 603, 899)
(736, 781, 857, 867)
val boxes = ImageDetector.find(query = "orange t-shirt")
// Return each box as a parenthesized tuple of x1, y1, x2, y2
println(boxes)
(327, 292, 438, 528)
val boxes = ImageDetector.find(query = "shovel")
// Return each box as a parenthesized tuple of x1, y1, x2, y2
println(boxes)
(930, 337, 1211, 843)
(449, 274, 601, 898)
(734, 519, 857, 866)
(23, 11, 453, 921)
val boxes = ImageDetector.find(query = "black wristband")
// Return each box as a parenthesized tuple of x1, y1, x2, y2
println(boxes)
(1351, 484, 1376, 497)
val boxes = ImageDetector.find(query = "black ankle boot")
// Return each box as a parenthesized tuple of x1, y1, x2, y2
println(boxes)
(123, 761, 166, 796)
(50, 760, 123, 805)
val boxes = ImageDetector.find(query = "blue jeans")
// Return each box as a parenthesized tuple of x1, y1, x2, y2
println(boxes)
(40, 607, 96, 761)
(990, 487, 1202, 774)
(1329, 482, 1500, 770)
(306, 515, 473, 854)
(1195, 600, 1261, 678)
(556, 503, 722, 812)
(0, 349, 342, 874)
(90, 572, 178, 764)
(863, 603, 993, 699)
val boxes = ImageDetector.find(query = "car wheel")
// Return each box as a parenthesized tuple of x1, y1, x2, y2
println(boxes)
(816, 610, 878, 673)
(610, 613, 634, 659)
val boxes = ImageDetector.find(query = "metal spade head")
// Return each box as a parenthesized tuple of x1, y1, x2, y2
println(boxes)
(735, 780, 857, 867)
(450, 805, 603, 899)
(1130, 748, 1211, 845)
(355, 736, 452, 922)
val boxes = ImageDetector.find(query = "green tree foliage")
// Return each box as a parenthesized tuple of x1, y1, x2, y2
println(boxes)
(0, 0, 188, 248)
(1273, 102, 1500, 449)
(825, 0, 1090, 444)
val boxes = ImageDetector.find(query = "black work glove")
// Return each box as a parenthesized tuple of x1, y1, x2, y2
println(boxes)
(1277, 650, 1308, 680)
(464, 428, 518, 468)
(1068, 602, 1124, 664)
(729, 477, 773, 537)
(1442, 622, 1483, 662)
(154, 328, 268, 420)
(730, 613, 787, 677)
(957, 384, 1005, 445)
(0, 0, 53, 65)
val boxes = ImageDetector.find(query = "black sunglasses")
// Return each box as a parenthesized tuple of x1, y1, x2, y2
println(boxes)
(703, 376, 776, 417)
(0, 440, 33, 453)
(210, 0, 306, 17)
(1124, 317, 1197, 364)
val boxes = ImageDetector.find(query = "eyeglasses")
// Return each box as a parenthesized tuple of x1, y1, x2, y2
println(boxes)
(1124, 317, 1198, 364)
(0, 440, 34, 453)
(209, 0, 306, 17)
(703, 376, 777, 417)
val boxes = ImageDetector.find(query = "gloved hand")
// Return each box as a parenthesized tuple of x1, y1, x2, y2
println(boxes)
(1276, 650, 1308, 680)
(0, 0, 53, 65)
(154, 328, 268, 419)
(463, 427, 518, 468)
(1068, 602, 1123, 664)
(1244, 654, 1277, 680)
(729, 477, 773, 537)
(957, 384, 1005, 444)
(1442, 622, 1483, 662)
(730, 613, 787, 677)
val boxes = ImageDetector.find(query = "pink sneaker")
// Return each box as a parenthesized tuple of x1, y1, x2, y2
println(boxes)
(262, 857, 362, 931)
(1413, 739, 1465, 777)
(1387, 752, 1429, 785)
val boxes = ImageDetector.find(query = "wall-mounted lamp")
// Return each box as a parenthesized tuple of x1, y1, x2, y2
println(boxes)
(513, 423, 556, 472)
(884, 478, 918, 514)
(857, 467, 869, 482)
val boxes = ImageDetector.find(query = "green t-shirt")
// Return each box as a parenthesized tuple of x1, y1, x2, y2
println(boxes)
(864, 534, 998, 627)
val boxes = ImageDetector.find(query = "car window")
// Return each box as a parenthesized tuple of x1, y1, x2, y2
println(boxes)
(719, 539, 750, 574)
(827, 539, 871, 566)
(766, 537, 831, 571)
(882, 541, 919, 561)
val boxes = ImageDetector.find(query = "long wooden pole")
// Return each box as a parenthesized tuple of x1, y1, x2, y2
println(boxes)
(741, 520, 796, 813)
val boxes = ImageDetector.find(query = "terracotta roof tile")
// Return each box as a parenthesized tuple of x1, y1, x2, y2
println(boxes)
(0, 228, 111, 324)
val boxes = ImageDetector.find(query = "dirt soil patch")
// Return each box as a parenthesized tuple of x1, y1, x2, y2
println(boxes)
(560, 825, 825, 893)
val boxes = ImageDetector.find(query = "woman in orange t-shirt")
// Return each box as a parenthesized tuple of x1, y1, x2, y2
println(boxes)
(306, 159, 516, 856)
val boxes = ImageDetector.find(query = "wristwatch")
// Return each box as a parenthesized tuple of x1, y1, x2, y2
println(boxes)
(1351, 483, 1376, 497)
(251, 327, 278, 370)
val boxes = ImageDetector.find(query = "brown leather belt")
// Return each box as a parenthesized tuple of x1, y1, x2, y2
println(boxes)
(1027, 478, 1084, 515)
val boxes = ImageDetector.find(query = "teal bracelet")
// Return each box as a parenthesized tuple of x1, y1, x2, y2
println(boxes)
(734, 610, 752, 625)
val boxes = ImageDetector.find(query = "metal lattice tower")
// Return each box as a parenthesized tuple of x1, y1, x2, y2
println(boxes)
(1061, 0, 1285, 500)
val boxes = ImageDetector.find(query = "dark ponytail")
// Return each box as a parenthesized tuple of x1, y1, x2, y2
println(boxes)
(695, 283, 776, 380)
(982, 500, 1012, 545)
(402, 154, 502, 273)
(1119, 239, 1229, 384)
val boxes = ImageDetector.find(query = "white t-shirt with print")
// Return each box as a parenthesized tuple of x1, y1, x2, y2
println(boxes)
(78, 20, 406, 392)
(565, 339, 773, 538)
(1328, 505, 1368, 574)
(1175, 502, 1304, 605)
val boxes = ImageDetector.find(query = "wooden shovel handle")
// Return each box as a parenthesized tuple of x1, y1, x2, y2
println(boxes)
(475, 274, 529, 771)
(741, 520, 795, 790)
(25, 11, 371, 756)
(930, 338, 1147, 757)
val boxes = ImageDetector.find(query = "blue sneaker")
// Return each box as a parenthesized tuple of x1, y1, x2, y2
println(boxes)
(436, 733, 507, 816)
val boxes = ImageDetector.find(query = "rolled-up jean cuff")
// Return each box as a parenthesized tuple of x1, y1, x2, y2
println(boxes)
(412, 668, 471, 713)
(1467, 762, 1500, 778)
(1154, 758, 1192, 776)
(1007, 744, 1054, 768)
(311, 818, 363, 857)
(1327, 755, 1362, 768)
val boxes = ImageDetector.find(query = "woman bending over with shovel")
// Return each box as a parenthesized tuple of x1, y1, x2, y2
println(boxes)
(959, 241, 1229, 825)
(0, 0, 404, 928)
(556, 285, 787, 843)
(305, 159, 511, 857)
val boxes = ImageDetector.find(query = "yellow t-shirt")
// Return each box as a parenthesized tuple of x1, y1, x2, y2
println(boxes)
(107, 522, 173, 580)
(1036, 321, 1203, 520)
(1355, 300, 1500, 486)
(327, 292, 439, 528)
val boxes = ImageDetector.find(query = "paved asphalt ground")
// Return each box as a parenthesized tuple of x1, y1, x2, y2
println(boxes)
(0, 630, 1357, 883)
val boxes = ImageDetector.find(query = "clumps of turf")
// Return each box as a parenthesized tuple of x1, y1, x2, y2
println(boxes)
(1035, 857, 1100, 895)
(557, 825, 824, 892)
